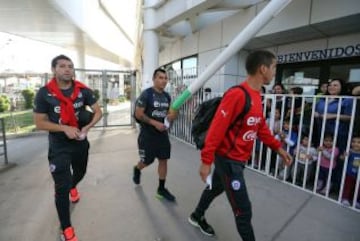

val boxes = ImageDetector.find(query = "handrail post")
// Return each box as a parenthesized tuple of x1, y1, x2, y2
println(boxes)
(0, 118, 8, 165)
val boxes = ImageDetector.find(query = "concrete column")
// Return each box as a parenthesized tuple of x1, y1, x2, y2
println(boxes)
(75, 30, 86, 83)
(142, 0, 162, 90)
(76, 50, 85, 70)
(142, 30, 159, 89)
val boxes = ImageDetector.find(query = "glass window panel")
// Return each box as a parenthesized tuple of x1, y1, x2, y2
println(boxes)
(329, 64, 360, 83)
(281, 67, 320, 95)
(182, 57, 197, 86)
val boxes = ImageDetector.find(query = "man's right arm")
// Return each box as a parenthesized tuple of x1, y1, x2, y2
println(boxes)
(33, 112, 62, 132)
(134, 106, 166, 132)
(33, 88, 80, 139)
(258, 119, 292, 166)
(33, 113, 80, 139)
(276, 148, 292, 166)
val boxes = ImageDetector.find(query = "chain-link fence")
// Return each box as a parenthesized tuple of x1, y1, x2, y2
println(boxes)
(0, 69, 137, 134)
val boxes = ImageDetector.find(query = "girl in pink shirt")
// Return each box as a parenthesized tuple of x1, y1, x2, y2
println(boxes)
(317, 133, 339, 194)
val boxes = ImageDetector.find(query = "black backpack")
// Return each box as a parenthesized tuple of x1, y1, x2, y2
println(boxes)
(134, 87, 171, 124)
(191, 85, 251, 149)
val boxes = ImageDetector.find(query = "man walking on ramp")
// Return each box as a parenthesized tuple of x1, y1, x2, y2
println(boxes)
(33, 55, 102, 241)
(188, 50, 292, 240)
(133, 68, 177, 201)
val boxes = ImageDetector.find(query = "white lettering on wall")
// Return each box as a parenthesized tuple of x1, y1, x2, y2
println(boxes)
(278, 44, 360, 64)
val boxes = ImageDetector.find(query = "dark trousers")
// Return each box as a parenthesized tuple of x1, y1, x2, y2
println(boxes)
(194, 155, 255, 241)
(48, 139, 90, 230)
(342, 175, 360, 202)
(318, 167, 330, 184)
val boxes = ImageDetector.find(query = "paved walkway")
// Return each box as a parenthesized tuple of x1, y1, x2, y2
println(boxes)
(0, 127, 359, 241)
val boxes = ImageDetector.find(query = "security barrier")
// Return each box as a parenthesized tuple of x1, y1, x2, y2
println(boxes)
(0, 118, 8, 165)
(0, 69, 138, 131)
(170, 91, 359, 212)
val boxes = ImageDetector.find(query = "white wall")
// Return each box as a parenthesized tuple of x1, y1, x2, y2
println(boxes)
(277, 39, 327, 56)
(182, 32, 199, 57)
(311, 0, 360, 23)
(222, 7, 257, 45)
(198, 48, 222, 92)
(198, 21, 222, 53)
(160, 0, 360, 60)
(159, 0, 360, 93)
(223, 54, 242, 90)
(328, 33, 360, 48)
(159, 47, 171, 65)
(258, 0, 312, 36)
(170, 40, 182, 61)
(276, 33, 360, 57)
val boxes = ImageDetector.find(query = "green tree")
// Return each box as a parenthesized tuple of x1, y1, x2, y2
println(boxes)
(124, 86, 131, 100)
(0, 95, 10, 112)
(93, 89, 100, 100)
(21, 89, 35, 109)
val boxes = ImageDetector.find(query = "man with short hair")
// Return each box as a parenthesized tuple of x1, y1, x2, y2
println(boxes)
(188, 50, 292, 240)
(133, 68, 177, 201)
(33, 55, 102, 241)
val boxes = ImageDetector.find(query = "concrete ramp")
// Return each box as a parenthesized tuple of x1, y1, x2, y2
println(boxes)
(0, 128, 359, 241)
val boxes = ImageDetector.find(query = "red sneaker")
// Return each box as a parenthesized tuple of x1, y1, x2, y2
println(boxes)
(63, 227, 78, 241)
(69, 188, 80, 203)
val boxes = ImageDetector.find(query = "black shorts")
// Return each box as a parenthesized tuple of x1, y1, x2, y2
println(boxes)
(48, 139, 90, 172)
(138, 132, 171, 165)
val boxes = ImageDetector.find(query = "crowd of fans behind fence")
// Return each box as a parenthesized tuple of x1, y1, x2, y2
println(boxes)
(255, 80, 360, 208)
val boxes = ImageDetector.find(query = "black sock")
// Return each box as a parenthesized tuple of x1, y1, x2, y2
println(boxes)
(194, 208, 204, 219)
(159, 179, 165, 190)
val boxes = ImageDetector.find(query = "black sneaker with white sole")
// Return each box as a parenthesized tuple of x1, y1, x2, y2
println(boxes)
(132, 166, 141, 184)
(156, 188, 176, 202)
(188, 212, 215, 236)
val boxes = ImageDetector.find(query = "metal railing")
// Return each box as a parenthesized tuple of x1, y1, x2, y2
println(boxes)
(0, 118, 8, 165)
(169, 91, 360, 211)
(0, 69, 137, 131)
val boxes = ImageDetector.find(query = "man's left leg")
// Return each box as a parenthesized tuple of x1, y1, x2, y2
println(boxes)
(70, 140, 90, 203)
(217, 159, 255, 241)
(156, 159, 175, 201)
(188, 166, 224, 236)
(155, 138, 175, 201)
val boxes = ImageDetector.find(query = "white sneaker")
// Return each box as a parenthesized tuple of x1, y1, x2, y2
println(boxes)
(316, 180, 324, 191)
(341, 199, 350, 207)
(319, 188, 327, 195)
(278, 169, 287, 180)
(356, 202, 360, 209)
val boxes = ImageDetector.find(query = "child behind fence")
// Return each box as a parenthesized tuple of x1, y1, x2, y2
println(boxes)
(275, 117, 298, 180)
(291, 133, 318, 186)
(341, 135, 360, 208)
(317, 133, 339, 194)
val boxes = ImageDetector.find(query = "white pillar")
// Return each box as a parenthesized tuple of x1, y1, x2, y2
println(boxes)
(142, 30, 159, 89)
(76, 31, 86, 68)
(76, 51, 85, 70)
(142, 0, 161, 90)
(75, 30, 86, 83)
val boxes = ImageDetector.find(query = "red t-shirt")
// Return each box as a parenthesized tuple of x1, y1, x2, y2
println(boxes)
(201, 81, 282, 165)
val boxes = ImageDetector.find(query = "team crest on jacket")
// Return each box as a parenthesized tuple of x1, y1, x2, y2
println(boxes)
(231, 180, 241, 190)
(49, 164, 56, 173)
(243, 130, 257, 141)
